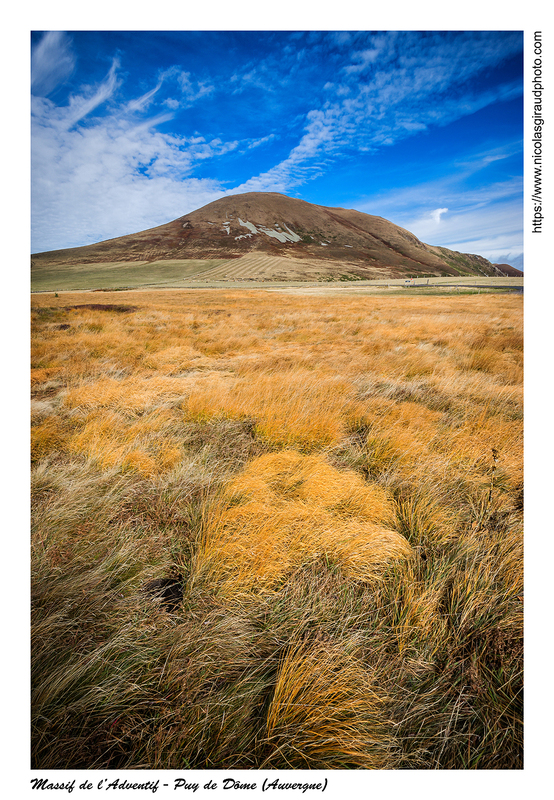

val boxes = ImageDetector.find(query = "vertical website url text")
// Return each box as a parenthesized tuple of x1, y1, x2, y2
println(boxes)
(532, 31, 544, 233)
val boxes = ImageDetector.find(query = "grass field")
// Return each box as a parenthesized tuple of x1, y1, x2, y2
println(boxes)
(30, 259, 229, 292)
(31, 288, 523, 769)
(31, 255, 524, 293)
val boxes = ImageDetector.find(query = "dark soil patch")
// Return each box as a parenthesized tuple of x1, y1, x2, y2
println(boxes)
(64, 304, 139, 313)
(142, 575, 184, 612)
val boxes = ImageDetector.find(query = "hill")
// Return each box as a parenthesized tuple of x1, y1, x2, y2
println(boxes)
(32, 192, 500, 281)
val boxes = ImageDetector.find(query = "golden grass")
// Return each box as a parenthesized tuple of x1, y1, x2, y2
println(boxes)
(64, 375, 190, 412)
(31, 288, 523, 769)
(229, 450, 395, 523)
(262, 638, 392, 769)
(197, 452, 410, 597)
(31, 417, 68, 461)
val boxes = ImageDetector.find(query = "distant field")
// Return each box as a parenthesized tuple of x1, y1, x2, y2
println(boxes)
(269, 278, 523, 297)
(31, 253, 524, 293)
(30, 258, 228, 292)
(180, 252, 362, 283)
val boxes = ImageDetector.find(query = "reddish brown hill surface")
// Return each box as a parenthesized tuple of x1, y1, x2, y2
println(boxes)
(32, 192, 500, 279)
(493, 263, 524, 277)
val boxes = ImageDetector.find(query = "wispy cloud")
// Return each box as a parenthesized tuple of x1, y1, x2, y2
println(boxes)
(31, 116, 238, 248)
(64, 59, 120, 129)
(31, 31, 75, 96)
(33, 91, 226, 246)
(233, 32, 522, 197)
(431, 208, 449, 224)
(343, 46, 382, 74)
(176, 71, 214, 105)
(126, 82, 163, 113)
(31, 110, 227, 250)
(245, 133, 277, 150)
(31, 43, 241, 250)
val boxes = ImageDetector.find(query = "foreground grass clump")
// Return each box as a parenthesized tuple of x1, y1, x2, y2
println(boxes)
(31, 289, 522, 769)
(198, 451, 410, 597)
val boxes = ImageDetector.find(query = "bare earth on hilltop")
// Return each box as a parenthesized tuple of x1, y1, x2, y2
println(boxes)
(32, 192, 521, 286)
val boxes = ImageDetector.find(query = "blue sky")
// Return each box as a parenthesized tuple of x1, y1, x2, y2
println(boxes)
(31, 30, 523, 266)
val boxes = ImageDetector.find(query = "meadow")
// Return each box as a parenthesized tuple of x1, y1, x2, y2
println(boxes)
(30, 255, 524, 293)
(31, 288, 523, 769)
(30, 258, 228, 293)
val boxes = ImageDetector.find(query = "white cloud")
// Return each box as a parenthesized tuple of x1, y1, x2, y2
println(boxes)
(344, 47, 381, 74)
(177, 71, 214, 104)
(229, 34, 522, 201)
(31, 38, 262, 251)
(245, 133, 277, 150)
(408, 196, 522, 264)
(230, 65, 277, 95)
(154, 66, 215, 107)
(31, 90, 236, 251)
(431, 208, 449, 224)
(31, 32, 75, 96)
(398, 201, 522, 265)
(331, 32, 352, 46)
(63, 59, 120, 129)
(31, 47, 285, 252)
(126, 82, 162, 113)
(30, 32, 522, 256)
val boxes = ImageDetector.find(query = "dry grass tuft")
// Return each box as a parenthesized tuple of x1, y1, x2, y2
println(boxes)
(262, 638, 393, 769)
(197, 452, 410, 596)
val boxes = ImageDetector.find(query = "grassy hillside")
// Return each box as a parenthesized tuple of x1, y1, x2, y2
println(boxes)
(31, 289, 523, 769)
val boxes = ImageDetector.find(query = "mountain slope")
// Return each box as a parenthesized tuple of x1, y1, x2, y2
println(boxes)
(493, 263, 524, 277)
(31, 192, 499, 279)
